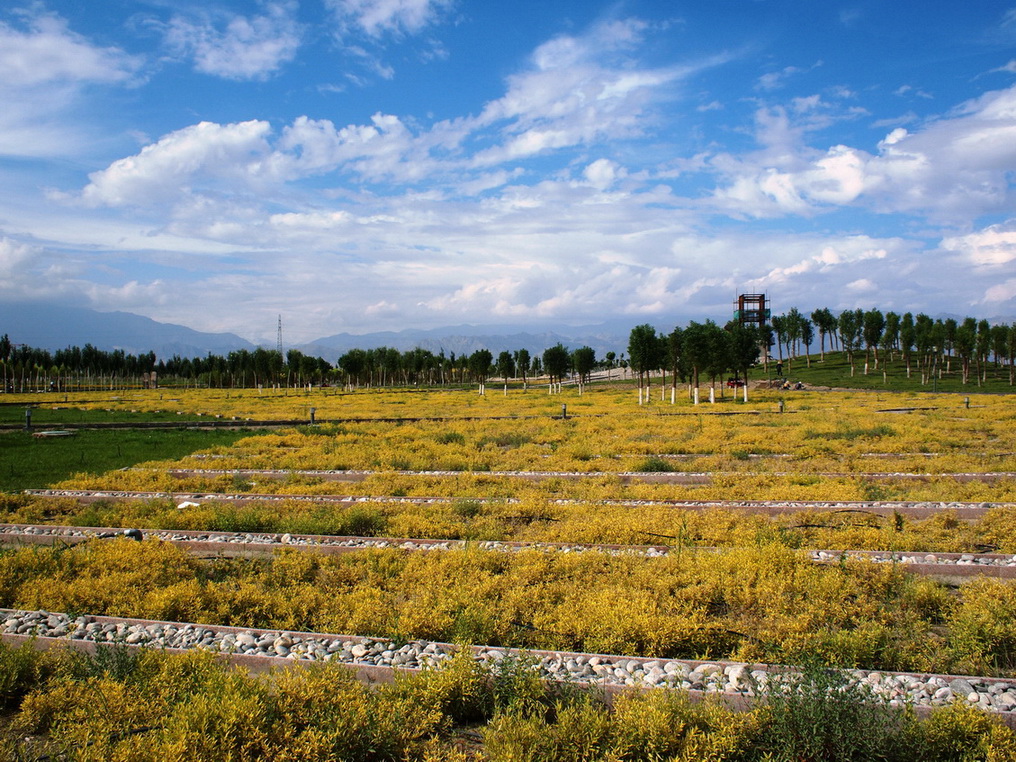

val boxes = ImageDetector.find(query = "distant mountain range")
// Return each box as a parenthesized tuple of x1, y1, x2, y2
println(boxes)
(0, 303, 630, 361)
(0, 303, 255, 359)
(301, 324, 630, 360)
(6, 302, 1014, 364)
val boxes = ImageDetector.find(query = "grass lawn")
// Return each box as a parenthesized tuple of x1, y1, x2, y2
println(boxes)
(760, 350, 1016, 394)
(0, 403, 203, 426)
(0, 427, 253, 492)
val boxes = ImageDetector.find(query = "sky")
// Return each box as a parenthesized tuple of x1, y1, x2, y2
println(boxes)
(1, 1, 1016, 344)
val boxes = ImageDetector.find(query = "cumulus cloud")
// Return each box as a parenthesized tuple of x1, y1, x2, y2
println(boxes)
(81, 121, 273, 206)
(0, 235, 37, 280)
(164, 2, 302, 80)
(43, 12, 1016, 340)
(941, 221, 1016, 266)
(583, 159, 625, 189)
(983, 279, 1016, 304)
(77, 16, 708, 206)
(710, 83, 1016, 221)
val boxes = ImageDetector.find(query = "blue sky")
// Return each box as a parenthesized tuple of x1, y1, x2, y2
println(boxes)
(2, 0, 1016, 343)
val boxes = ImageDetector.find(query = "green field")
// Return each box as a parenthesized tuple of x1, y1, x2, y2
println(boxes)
(0, 403, 203, 426)
(763, 351, 1015, 394)
(0, 428, 252, 492)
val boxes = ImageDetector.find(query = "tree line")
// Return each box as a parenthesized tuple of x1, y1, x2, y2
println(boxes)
(768, 308, 1016, 386)
(3, 305, 1015, 392)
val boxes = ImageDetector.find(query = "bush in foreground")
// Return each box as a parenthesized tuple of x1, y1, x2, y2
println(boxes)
(1, 642, 1015, 761)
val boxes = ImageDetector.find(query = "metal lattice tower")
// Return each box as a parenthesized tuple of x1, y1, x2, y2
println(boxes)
(277, 315, 283, 355)
(733, 294, 770, 327)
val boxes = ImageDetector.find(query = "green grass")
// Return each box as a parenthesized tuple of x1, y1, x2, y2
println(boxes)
(766, 351, 1016, 394)
(0, 405, 192, 426)
(0, 428, 253, 492)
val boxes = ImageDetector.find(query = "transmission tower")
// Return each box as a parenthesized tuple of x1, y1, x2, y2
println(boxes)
(276, 315, 283, 355)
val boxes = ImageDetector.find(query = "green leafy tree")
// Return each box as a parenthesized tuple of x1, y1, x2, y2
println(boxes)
(571, 346, 596, 384)
(468, 349, 493, 383)
(1008, 325, 1016, 386)
(514, 349, 531, 387)
(496, 351, 515, 383)
(800, 320, 814, 367)
(784, 308, 805, 364)
(666, 327, 685, 393)
(954, 318, 976, 385)
(942, 318, 958, 372)
(880, 312, 900, 364)
(810, 308, 836, 359)
(898, 313, 915, 378)
(682, 321, 713, 393)
(542, 344, 570, 384)
(627, 324, 661, 390)
(976, 319, 992, 386)
(703, 321, 731, 392)
(991, 324, 1010, 377)
(837, 309, 863, 374)
(862, 308, 885, 371)
(726, 321, 761, 381)
(914, 314, 937, 384)
(771, 314, 787, 363)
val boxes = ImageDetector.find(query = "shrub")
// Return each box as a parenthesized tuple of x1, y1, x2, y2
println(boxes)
(637, 456, 674, 473)
(0, 642, 46, 711)
(751, 660, 910, 761)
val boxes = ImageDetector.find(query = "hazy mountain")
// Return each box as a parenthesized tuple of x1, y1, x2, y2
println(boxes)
(0, 303, 634, 361)
(0, 303, 255, 359)
(300, 322, 632, 360)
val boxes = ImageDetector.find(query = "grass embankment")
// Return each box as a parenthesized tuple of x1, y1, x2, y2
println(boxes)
(768, 350, 1016, 394)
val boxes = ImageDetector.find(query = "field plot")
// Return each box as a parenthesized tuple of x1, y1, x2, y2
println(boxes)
(3, 384, 1016, 758)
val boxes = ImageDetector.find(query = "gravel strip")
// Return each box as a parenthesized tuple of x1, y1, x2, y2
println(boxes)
(24, 489, 1016, 514)
(155, 467, 1016, 481)
(2, 524, 1012, 568)
(3, 608, 1015, 715)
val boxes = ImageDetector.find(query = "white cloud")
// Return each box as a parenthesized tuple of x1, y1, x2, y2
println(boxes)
(983, 279, 1016, 304)
(941, 221, 1016, 266)
(583, 159, 625, 189)
(0, 9, 141, 157)
(0, 12, 138, 86)
(467, 19, 712, 167)
(756, 65, 804, 92)
(81, 121, 273, 206)
(0, 235, 37, 280)
(164, 2, 302, 80)
(846, 278, 876, 292)
(35, 13, 1016, 341)
(75, 15, 709, 207)
(328, 0, 454, 37)
(710, 83, 1016, 221)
